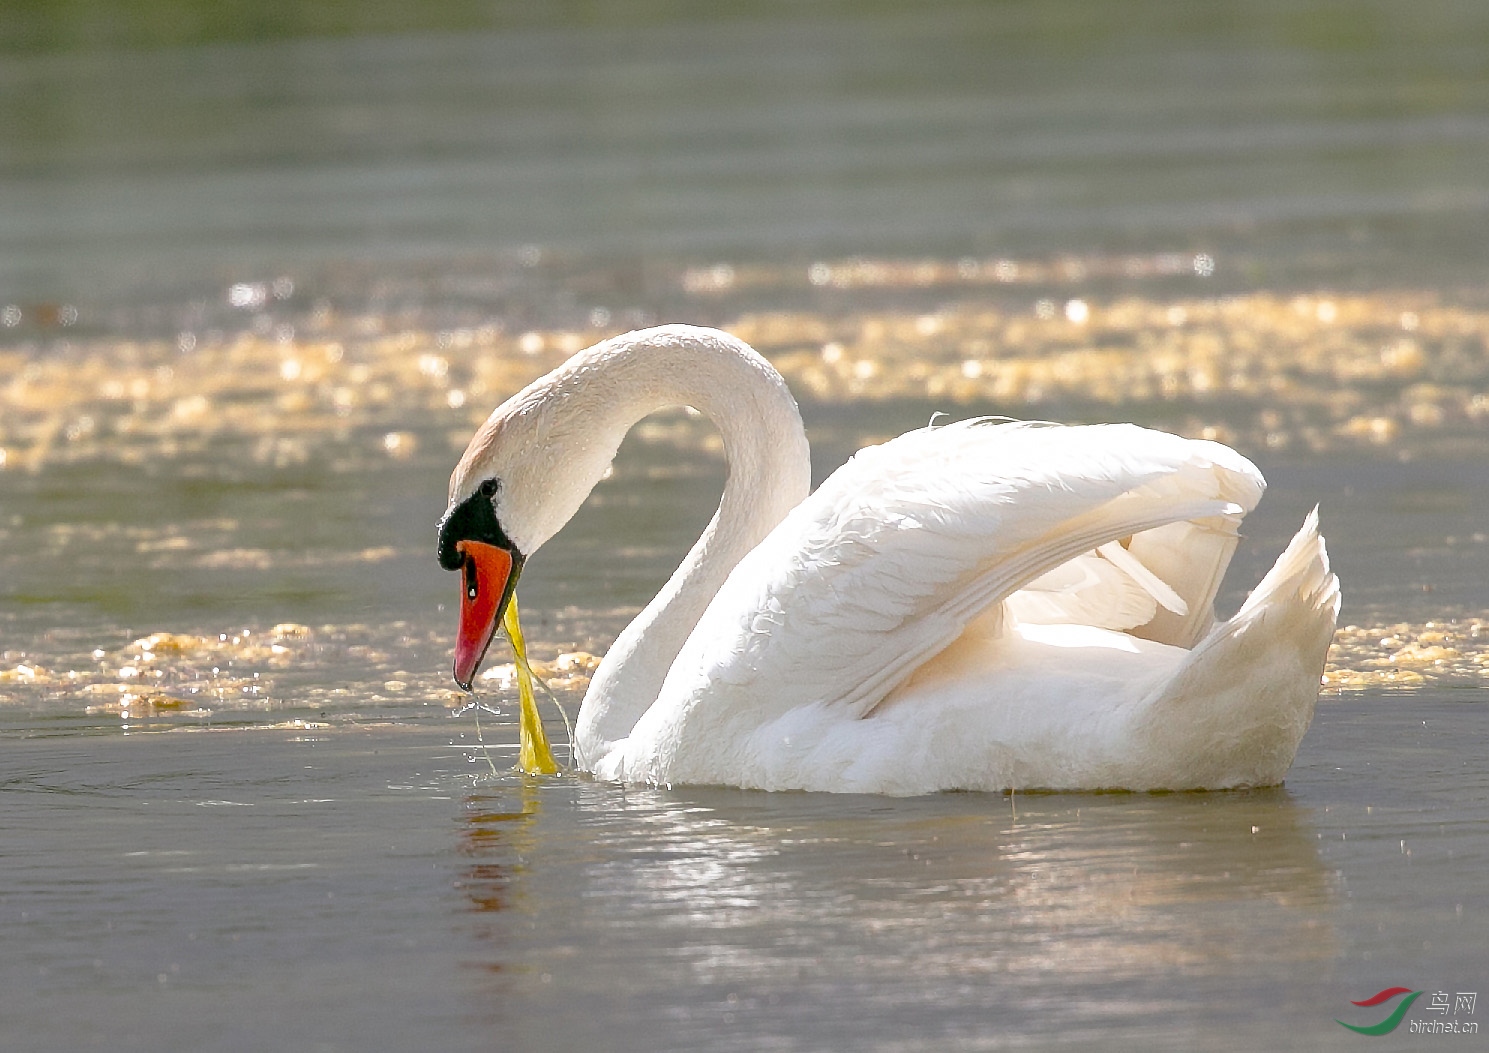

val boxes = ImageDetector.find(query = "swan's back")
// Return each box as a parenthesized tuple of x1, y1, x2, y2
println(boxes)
(616, 421, 1284, 789)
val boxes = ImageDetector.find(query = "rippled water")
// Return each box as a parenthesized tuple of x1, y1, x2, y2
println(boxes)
(6, 700, 1486, 1052)
(5, 2, 1489, 1050)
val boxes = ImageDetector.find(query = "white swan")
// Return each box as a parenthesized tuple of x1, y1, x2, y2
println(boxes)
(438, 325, 1340, 795)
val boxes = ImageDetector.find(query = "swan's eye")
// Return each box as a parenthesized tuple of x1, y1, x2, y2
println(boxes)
(479, 478, 499, 498)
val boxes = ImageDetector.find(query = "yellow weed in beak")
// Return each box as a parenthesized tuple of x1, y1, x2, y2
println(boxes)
(503, 593, 558, 776)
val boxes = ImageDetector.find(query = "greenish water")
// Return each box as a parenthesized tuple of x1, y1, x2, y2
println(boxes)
(4, 2, 1489, 1050)
(6, 0, 1489, 303)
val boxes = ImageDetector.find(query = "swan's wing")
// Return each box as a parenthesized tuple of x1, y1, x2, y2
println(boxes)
(1003, 533, 1213, 632)
(631, 421, 1263, 768)
(1005, 552, 1161, 631)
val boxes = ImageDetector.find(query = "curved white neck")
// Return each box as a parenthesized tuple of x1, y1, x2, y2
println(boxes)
(562, 327, 811, 765)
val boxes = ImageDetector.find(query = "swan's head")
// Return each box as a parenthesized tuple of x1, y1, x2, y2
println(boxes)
(437, 353, 628, 689)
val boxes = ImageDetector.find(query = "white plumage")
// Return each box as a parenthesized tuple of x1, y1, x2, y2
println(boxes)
(447, 325, 1340, 795)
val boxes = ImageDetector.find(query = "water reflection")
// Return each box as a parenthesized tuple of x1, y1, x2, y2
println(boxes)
(457, 779, 1339, 1043)
(458, 782, 543, 919)
(993, 790, 1338, 979)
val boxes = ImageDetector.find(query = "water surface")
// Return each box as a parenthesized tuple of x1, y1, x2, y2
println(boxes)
(4, 2, 1489, 1050)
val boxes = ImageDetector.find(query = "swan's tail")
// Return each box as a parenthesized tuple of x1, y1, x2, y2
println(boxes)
(1236, 506, 1341, 622)
(1132, 508, 1340, 788)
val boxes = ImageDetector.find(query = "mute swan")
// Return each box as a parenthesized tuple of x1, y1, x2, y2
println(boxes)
(438, 324, 1339, 795)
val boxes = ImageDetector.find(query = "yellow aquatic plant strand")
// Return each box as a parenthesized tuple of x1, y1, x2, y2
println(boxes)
(504, 593, 559, 775)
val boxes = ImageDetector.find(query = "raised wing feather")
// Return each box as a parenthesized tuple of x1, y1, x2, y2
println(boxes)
(1005, 551, 1161, 631)
(628, 421, 1263, 774)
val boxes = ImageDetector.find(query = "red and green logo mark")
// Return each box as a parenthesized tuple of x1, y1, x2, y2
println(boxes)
(1337, 987, 1422, 1035)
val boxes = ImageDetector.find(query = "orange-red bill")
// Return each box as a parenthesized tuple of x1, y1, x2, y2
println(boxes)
(453, 539, 518, 690)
